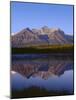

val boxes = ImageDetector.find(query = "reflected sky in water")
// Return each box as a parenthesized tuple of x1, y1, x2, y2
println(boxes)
(11, 54, 74, 94)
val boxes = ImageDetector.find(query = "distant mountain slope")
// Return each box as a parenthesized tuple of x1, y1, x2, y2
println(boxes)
(11, 26, 73, 47)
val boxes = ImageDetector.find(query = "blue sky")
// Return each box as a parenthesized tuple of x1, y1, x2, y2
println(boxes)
(11, 2, 73, 35)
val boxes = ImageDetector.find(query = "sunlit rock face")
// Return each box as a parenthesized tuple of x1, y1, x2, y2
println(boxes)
(11, 26, 73, 47)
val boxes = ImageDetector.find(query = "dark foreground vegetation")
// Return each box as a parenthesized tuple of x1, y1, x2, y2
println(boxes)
(11, 86, 73, 99)
(12, 45, 74, 54)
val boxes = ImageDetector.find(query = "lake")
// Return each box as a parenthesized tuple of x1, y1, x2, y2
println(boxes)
(11, 54, 74, 98)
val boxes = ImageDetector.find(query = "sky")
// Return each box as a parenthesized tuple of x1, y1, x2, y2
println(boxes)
(11, 2, 73, 35)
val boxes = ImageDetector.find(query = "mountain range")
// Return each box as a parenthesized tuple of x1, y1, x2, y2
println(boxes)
(11, 26, 73, 47)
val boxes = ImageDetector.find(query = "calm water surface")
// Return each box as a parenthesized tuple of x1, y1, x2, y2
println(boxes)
(11, 54, 74, 97)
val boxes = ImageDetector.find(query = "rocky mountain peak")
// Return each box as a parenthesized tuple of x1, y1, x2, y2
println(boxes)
(11, 26, 73, 47)
(41, 26, 50, 33)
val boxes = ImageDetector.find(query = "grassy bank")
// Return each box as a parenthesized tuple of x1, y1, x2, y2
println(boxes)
(12, 44, 74, 54)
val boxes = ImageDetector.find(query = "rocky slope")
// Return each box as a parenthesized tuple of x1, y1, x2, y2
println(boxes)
(11, 26, 73, 47)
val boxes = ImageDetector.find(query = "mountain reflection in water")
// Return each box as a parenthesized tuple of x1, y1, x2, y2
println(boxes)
(11, 54, 74, 98)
